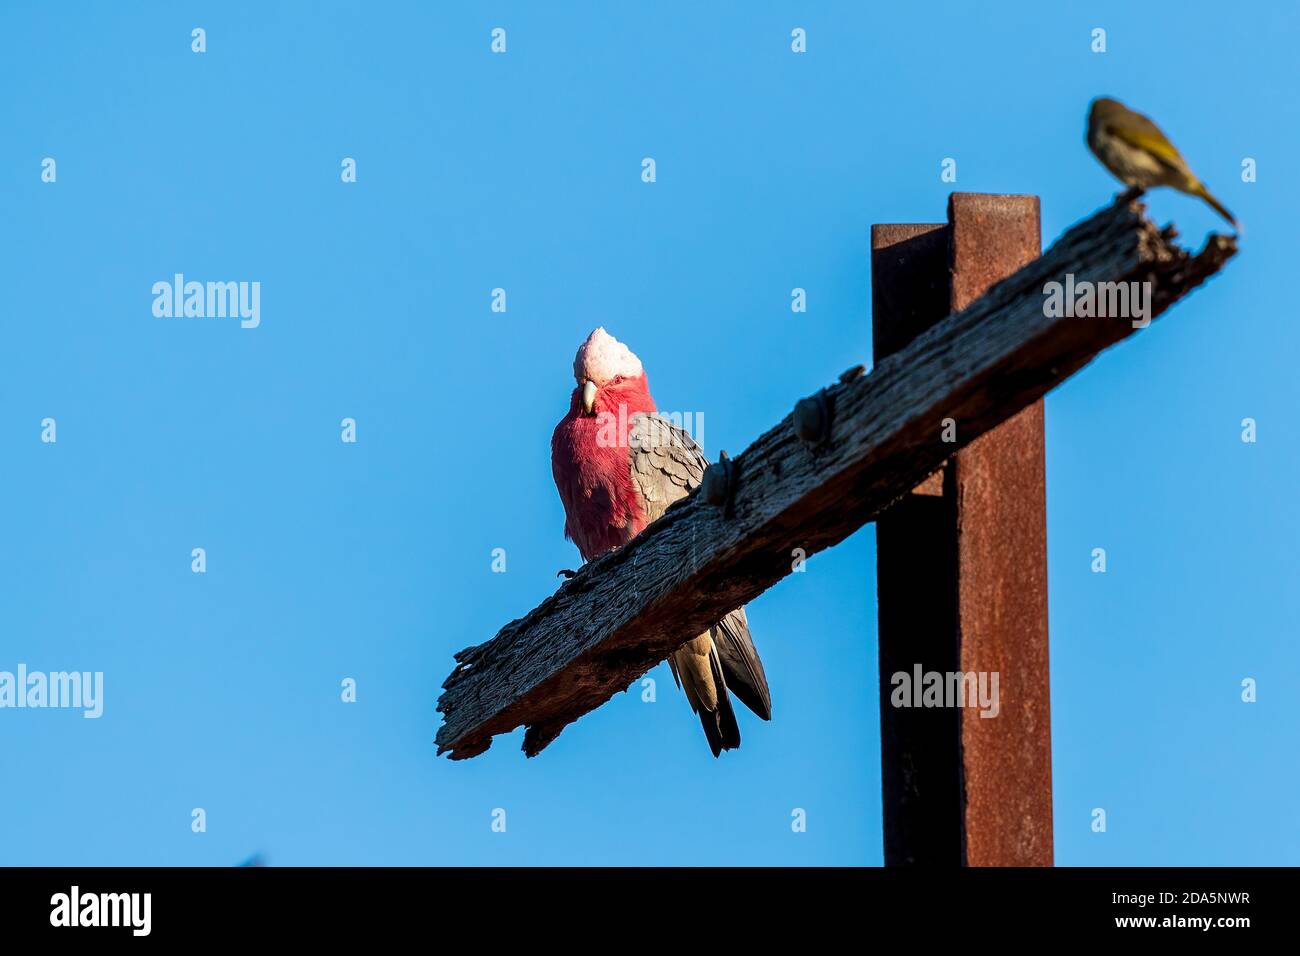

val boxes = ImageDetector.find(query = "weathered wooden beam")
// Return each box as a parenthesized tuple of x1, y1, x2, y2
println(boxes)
(437, 196, 1236, 760)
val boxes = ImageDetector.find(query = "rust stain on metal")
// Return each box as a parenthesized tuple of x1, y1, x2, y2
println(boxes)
(948, 193, 1052, 868)
(911, 467, 945, 497)
(873, 193, 1053, 866)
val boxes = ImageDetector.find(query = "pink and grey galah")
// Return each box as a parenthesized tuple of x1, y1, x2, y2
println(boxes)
(551, 327, 772, 756)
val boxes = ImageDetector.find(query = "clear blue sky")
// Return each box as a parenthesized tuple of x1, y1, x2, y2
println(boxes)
(2, 2, 1296, 866)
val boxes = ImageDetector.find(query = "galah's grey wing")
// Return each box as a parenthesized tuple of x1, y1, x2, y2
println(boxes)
(628, 413, 772, 723)
(628, 412, 705, 522)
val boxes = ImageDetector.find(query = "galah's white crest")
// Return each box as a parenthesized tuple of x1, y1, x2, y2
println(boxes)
(551, 328, 772, 756)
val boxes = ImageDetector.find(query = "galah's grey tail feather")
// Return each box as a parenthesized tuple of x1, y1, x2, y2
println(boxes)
(698, 645, 741, 758)
(713, 608, 772, 721)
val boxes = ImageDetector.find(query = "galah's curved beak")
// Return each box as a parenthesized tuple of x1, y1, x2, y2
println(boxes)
(581, 380, 598, 415)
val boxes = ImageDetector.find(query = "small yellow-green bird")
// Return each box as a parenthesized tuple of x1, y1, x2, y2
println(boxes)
(1087, 97, 1238, 230)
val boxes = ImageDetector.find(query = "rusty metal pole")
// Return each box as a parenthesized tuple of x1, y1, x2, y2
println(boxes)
(872, 193, 1053, 866)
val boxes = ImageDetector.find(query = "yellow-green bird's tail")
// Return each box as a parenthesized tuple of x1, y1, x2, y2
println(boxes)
(1192, 181, 1239, 231)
